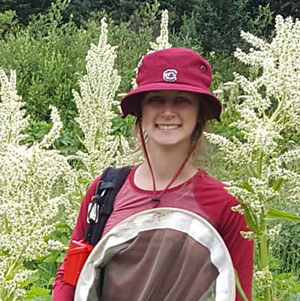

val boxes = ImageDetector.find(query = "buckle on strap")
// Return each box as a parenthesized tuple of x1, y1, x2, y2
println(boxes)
(87, 181, 116, 223)
(87, 201, 99, 223)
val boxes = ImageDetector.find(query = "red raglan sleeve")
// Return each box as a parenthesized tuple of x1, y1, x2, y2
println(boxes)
(52, 176, 101, 301)
(219, 194, 254, 301)
(194, 173, 254, 301)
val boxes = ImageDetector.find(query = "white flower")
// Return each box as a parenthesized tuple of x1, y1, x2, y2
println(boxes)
(240, 231, 256, 240)
(207, 16, 300, 243)
(149, 10, 172, 51)
(223, 81, 237, 87)
(0, 69, 29, 148)
(254, 269, 273, 289)
(39, 105, 63, 149)
(73, 17, 125, 180)
(212, 89, 224, 94)
(268, 224, 282, 240)
(0, 69, 80, 298)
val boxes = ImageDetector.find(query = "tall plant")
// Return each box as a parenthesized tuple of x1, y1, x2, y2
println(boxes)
(72, 18, 131, 181)
(206, 15, 300, 300)
(0, 69, 78, 300)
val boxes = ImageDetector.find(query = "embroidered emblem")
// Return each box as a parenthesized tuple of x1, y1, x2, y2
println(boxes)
(163, 69, 178, 82)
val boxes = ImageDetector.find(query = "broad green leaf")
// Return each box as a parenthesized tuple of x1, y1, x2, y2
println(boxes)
(266, 207, 300, 222)
(24, 286, 51, 299)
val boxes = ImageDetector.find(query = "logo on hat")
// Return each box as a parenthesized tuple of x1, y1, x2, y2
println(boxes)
(163, 69, 177, 82)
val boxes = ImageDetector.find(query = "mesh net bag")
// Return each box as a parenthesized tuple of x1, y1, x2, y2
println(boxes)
(75, 208, 235, 301)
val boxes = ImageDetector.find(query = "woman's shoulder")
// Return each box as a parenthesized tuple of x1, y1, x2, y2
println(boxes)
(195, 169, 231, 189)
(194, 169, 238, 204)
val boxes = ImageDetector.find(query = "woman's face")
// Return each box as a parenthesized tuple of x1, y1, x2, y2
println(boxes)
(141, 90, 199, 150)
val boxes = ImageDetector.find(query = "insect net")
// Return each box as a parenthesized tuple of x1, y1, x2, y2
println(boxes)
(75, 208, 235, 301)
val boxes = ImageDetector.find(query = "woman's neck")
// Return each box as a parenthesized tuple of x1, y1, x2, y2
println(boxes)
(135, 143, 198, 190)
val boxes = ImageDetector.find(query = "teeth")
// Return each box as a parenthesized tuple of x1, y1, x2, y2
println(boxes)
(158, 125, 179, 130)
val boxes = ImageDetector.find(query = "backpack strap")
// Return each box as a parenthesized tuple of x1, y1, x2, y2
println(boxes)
(84, 165, 132, 246)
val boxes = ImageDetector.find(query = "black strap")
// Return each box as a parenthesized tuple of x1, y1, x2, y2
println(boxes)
(84, 165, 132, 246)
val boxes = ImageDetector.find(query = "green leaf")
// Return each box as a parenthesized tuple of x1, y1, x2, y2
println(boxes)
(20, 274, 39, 288)
(249, 165, 259, 178)
(266, 207, 300, 222)
(242, 180, 254, 192)
(78, 177, 90, 185)
(0, 249, 8, 256)
(235, 269, 250, 301)
(24, 286, 50, 299)
(272, 178, 284, 191)
(244, 206, 261, 234)
(42, 250, 61, 263)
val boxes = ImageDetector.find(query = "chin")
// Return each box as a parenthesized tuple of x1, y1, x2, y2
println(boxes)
(152, 139, 189, 148)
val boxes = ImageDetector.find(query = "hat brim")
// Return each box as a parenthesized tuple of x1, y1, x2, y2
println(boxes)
(121, 83, 222, 122)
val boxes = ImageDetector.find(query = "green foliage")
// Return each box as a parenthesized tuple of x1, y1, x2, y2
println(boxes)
(0, 0, 53, 24)
(0, 0, 281, 157)
(21, 223, 72, 300)
(271, 223, 300, 277)
(128, 0, 161, 29)
(24, 287, 51, 301)
(170, 0, 252, 54)
(1, 0, 300, 53)
(273, 273, 300, 300)
(0, 10, 18, 36)
(2, 0, 300, 28)
(248, 4, 274, 38)
(248, 0, 300, 19)
(107, 21, 154, 94)
(0, 1, 100, 154)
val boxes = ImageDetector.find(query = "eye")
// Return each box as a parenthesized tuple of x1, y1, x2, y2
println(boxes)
(174, 97, 191, 105)
(144, 95, 165, 105)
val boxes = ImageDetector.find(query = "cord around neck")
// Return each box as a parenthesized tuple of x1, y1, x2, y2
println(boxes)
(138, 122, 197, 201)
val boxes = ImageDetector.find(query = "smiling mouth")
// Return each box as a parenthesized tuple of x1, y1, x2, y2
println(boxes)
(156, 125, 181, 130)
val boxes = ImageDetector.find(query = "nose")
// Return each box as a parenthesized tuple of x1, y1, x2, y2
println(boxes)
(160, 101, 176, 118)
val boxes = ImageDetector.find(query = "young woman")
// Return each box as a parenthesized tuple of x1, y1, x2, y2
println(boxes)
(53, 47, 253, 300)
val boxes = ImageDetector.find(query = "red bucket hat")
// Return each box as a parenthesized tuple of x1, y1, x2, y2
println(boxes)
(121, 47, 222, 121)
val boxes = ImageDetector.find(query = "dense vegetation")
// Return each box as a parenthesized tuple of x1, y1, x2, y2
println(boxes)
(0, 1, 299, 300)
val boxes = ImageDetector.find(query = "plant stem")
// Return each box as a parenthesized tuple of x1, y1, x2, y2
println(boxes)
(235, 269, 250, 301)
(270, 93, 286, 123)
(259, 218, 272, 301)
(257, 151, 263, 178)
(5, 245, 26, 279)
